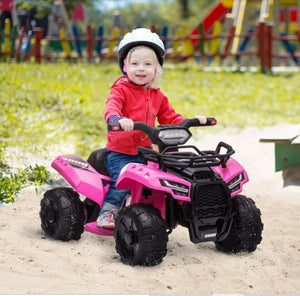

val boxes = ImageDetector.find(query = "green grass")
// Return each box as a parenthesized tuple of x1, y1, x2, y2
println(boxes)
(161, 64, 299, 127)
(1, 62, 299, 159)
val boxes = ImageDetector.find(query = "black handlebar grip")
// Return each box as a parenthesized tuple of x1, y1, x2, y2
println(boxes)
(180, 117, 217, 128)
(107, 122, 123, 132)
(206, 117, 217, 126)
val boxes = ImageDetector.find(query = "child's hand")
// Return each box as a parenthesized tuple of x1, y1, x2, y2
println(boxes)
(194, 115, 207, 125)
(119, 118, 134, 132)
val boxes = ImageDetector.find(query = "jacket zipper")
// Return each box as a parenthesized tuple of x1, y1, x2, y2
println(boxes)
(145, 89, 150, 124)
(141, 89, 150, 141)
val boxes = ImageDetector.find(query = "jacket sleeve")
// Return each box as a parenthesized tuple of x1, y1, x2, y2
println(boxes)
(104, 87, 125, 122)
(156, 93, 186, 125)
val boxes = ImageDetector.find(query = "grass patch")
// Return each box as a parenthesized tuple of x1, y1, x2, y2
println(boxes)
(1, 63, 299, 155)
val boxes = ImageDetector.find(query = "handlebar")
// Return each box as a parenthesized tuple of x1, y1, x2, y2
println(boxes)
(107, 118, 217, 147)
(107, 117, 217, 132)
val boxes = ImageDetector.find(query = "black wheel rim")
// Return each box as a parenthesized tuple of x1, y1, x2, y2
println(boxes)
(117, 216, 139, 258)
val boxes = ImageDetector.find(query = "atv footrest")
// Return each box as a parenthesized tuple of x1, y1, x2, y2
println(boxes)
(85, 222, 114, 237)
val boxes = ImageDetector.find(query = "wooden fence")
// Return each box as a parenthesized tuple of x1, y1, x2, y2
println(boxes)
(1, 20, 300, 72)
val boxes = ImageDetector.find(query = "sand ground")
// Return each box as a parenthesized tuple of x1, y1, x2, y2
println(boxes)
(1, 124, 300, 294)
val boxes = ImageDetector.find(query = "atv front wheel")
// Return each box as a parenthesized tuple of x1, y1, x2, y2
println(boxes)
(40, 187, 85, 241)
(114, 204, 168, 266)
(215, 195, 263, 253)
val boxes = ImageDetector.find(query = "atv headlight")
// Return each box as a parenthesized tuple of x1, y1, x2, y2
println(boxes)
(227, 173, 245, 193)
(158, 129, 191, 145)
(160, 179, 189, 197)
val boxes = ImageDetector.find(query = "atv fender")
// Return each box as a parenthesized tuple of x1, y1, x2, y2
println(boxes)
(116, 162, 191, 202)
(211, 158, 249, 196)
(52, 155, 112, 205)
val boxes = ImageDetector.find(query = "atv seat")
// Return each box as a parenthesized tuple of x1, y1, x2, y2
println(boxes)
(87, 148, 110, 176)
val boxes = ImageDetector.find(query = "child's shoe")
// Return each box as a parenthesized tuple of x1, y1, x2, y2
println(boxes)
(97, 202, 120, 229)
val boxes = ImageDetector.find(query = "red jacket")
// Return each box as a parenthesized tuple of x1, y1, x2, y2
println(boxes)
(105, 76, 185, 155)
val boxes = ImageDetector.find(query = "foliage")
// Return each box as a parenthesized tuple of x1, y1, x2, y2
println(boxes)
(16, 0, 94, 19)
(0, 148, 51, 203)
(11, 0, 218, 35)
(107, 0, 216, 32)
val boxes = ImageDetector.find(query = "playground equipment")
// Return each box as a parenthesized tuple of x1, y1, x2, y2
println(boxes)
(189, 0, 300, 69)
(0, 0, 299, 69)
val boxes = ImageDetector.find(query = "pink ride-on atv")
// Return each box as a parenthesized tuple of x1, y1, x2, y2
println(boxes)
(40, 118, 263, 266)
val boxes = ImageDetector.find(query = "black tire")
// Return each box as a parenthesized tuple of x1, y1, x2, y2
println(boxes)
(83, 198, 100, 223)
(40, 187, 85, 241)
(215, 195, 263, 253)
(114, 204, 168, 266)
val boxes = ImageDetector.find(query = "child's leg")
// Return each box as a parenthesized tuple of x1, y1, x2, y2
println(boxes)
(97, 150, 141, 228)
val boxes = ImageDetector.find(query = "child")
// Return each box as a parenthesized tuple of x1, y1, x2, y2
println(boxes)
(97, 28, 207, 229)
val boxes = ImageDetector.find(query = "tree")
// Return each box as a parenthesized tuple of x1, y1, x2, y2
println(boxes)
(16, 0, 95, 19)
(178, 0, 189, 19)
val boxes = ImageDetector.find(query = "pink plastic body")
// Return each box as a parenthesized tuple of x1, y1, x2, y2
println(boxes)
(52, 155, 114, 236)
(211, 158, 249, 197)
(51, 154, 248, 237)
(117, 161, 191, 201)
(52, 155, 111, 206)
(116, 157, 248, 216)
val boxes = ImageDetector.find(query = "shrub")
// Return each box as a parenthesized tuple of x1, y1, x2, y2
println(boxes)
(0, 148, 51, 204)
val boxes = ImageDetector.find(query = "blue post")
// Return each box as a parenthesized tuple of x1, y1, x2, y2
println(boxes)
(72, 24, 82, 58)
(162, 25, 168, 51)
(280, 32, 298, 64)
(97, 25, 104, 56)
(236, 28, 254, 64)
(22, 30, 33, 60)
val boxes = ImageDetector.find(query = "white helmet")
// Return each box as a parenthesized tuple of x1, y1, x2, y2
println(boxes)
(117, 28, 165, 73)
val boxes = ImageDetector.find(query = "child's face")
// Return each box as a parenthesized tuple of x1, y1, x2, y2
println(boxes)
(125, 46, 157, 86)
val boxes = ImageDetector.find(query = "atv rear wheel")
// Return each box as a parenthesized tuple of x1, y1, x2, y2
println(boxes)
(114, 204, 168, 266)
(215, 195, 263, 253)
(40, 187, 85, 241)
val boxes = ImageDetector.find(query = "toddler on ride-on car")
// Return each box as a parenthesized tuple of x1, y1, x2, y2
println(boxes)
(97, 28, 207, 229)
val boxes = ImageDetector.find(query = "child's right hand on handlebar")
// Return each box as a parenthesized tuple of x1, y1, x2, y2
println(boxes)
(119, 118, 134, 132)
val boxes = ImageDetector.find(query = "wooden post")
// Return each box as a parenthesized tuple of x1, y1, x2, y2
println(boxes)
(273, 0, 280, 66)
(265, 23, 273, 72)
(34, 27, 43, 63)
(86, 24, 93, 62)
(295, 30, 300, 46)
(258, 22, 273, 73)
(258, 22, 264, 72)
(298, 0, 300, 34)
(258, 22, 266, 72)
(222, 26, 235, 59)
